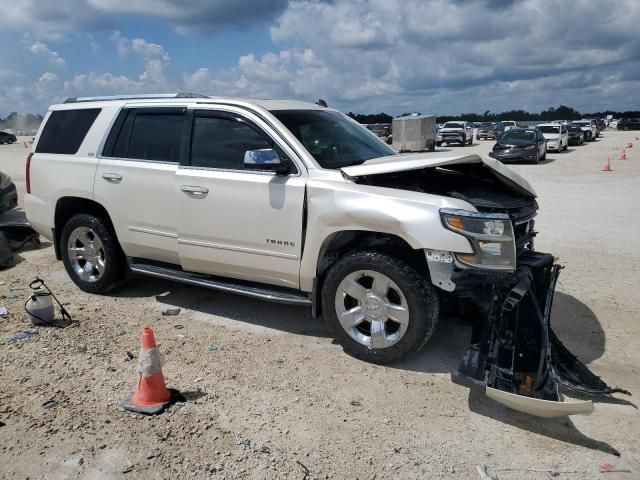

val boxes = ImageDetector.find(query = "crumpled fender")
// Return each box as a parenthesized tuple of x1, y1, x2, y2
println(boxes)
(299, 177, 475, 291)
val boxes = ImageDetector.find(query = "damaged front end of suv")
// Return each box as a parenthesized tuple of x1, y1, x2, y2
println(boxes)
(347, 154, 630, 417)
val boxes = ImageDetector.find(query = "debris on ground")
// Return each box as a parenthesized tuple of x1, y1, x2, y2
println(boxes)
(7, 330, 38, 343)
(476, 465, 496, 480)
(350, 400, 361, 407)
(162, 308, 181, 316)
(207, 345, 219, 352)
(126, 351, 134, 360)
(41, 399, 58, 409)
(0, 306, 7, 317)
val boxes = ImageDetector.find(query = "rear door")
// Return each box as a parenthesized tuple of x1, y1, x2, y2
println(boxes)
(95, 106, 188, 264)
(176, 107, 306, 289)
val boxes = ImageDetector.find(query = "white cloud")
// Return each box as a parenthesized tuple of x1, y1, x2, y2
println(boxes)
(29, 41, 66, 67)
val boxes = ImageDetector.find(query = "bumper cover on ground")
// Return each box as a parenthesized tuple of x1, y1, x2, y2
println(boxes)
(452, 252, 630, 417)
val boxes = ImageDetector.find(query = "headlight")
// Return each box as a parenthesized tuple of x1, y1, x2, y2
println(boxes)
(524, 144, 536, 150)
(440, 209, 516, 270)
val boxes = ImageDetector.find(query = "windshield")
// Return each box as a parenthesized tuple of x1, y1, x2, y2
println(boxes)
(443, 122, 464, 128)
(272, 110, 394, 169)
(501, 130, 536, 142)
(568, 126, 582, 132)
(538, 126, 560, 134)
(479, 122, 497, 129)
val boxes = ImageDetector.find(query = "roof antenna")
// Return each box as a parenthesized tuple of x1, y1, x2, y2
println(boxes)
(316, 99, 328, 108)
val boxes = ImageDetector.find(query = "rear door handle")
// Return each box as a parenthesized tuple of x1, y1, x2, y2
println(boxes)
(102, 173, 122, 184)
(180, 185, 209, 197)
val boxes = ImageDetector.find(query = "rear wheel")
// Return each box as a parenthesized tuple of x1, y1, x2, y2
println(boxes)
(61, 213, 127, 294)
(322, 251, 439, 364)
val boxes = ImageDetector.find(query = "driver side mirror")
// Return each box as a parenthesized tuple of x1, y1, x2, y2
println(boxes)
(244, 149, 291, 175)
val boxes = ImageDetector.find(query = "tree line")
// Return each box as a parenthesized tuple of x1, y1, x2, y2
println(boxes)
(348, 105, 640, 124)
(0, 112, 44, 132)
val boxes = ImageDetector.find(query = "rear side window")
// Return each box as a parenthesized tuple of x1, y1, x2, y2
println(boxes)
(35, 109, 101, 154)
(104, 109, 185, 162)
(190, 116, 273, 170)
(127, 114, 183, 162)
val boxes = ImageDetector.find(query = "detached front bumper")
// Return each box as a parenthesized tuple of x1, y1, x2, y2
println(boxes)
(448, 252, 629, 417)
(0, 183, 18, 213)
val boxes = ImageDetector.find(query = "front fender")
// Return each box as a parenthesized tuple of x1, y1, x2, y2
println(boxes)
(299, 179, 474, 291)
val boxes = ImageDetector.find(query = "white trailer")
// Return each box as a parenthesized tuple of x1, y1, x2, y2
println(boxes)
(392, 115, 437, 152)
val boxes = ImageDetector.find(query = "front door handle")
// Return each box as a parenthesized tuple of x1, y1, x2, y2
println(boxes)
(180, 185, 209, 197)
(102, 173, 122, 184)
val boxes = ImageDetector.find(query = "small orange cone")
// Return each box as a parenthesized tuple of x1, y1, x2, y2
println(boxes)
(122, 327, 173, 414)
(602, 157, 613, 172)
(619, 150, 627, 160)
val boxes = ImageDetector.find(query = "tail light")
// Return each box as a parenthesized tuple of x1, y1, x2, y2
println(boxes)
(26, 153, 33, 194)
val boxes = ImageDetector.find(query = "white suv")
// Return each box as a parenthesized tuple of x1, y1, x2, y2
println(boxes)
(536, 123, 569, 152)
(25, 93, 622, 416)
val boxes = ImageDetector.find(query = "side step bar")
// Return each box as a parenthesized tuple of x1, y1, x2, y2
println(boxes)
(128, 260, 312, 306)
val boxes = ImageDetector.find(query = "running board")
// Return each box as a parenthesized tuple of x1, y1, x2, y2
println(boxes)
(128, 260, 311, 306)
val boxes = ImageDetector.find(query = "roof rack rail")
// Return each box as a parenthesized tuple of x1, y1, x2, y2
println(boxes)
(63, 92, 210, 103)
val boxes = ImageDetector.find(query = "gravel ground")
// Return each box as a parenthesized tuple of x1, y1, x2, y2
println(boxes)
(1, 131, 639, 479)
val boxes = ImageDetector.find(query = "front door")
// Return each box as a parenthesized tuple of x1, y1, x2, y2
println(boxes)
(176, 109, 306, 289)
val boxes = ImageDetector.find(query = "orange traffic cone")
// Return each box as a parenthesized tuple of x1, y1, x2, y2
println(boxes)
(602, 157, 613, 172)
(122, 327, 173, 414)
(619, 150, 627, 160)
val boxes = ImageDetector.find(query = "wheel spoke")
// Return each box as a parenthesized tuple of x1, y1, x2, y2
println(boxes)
(79, 262, 94, 281)
(69, 247, 86, 259)
(371, 272, 390, 298)
(370, 319, 387, 349)
(387, 303, 409, 325)
(338, 306, 365, 330)
(342, 279, 367, 301)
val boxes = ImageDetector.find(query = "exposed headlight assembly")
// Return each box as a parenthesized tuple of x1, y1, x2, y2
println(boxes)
(440, 208, 516, 270)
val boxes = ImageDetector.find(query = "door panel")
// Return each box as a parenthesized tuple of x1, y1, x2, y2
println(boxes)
(94, 159, 180, 264)
(176, 168, 305, 289)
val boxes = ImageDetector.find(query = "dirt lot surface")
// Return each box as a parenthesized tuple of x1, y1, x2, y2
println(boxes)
(1, 131, 639, 479)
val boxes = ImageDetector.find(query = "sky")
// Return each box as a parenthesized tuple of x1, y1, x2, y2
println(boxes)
(1, 0, 639, 117)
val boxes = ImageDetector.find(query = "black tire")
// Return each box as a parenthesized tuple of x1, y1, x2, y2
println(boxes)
(321, 251, 439, 364)
(476, 135, 481, 141)
(7, 139, 14, 144)
(541, 149, 547, 162)
(60, 213, 127, 294)
(436, 142, 442, 147)
(460, 134, 466, 146)
(533, 149, 540, 164)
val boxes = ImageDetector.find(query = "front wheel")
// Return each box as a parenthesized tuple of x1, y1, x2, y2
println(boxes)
(61, 213, 127, 294)
(322, 251, 439, 364)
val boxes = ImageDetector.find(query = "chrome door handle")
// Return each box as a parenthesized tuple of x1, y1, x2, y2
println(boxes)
(180, 185, 209, 197)
(102, 173, 122, 183)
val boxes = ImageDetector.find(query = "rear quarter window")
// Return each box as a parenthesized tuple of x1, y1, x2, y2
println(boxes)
(35, 109, 101, 154)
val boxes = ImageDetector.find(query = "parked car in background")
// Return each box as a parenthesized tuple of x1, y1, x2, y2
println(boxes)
(476, 122, 503, 140)
(502, 120, 517, 131)
(489, 128, 547, 164)
(572, 120, 597, 141)
(617, 118, 640, 130)
(0, 131, 17, 145)
(0, 171, 18, 213)
(537, 123, 569, 152)
(436, 121, 473, 146)
(609, 119, 619, 129)
(567, 124, 585, 145)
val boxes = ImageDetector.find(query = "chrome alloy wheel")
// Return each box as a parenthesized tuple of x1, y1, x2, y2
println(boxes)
(334, 270, 409, 349)
(67, 227, 106, 283)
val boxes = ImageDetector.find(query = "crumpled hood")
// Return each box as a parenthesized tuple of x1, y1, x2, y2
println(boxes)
(341, 153, 537, 197)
